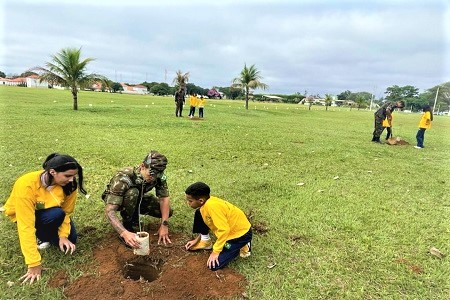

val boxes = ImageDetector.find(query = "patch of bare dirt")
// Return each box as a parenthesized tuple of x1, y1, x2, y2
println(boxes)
(50, 224, 247, 300)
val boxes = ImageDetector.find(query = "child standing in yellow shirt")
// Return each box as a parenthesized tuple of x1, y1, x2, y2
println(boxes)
(188, 93, 198, 118)
(198, 95, 206, 118)
(414, 105, 433, 149)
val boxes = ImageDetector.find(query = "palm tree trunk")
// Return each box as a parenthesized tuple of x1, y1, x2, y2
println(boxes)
(72, 88, 78, 110)
(245, 87, 249, 110)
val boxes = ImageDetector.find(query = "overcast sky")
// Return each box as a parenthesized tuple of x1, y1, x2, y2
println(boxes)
(1, 0, 449, 97)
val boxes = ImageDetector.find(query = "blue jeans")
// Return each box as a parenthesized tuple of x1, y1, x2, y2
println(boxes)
(35, 207, 77, 245)
(210, 229, 252, 271)
(416, 128, 426, 148)
(192, 209, 252, 270)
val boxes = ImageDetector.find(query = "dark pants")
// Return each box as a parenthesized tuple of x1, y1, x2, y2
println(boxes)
(120, 189, 173, 226)
(35, 207, 77, 245)
(189, 106, 196, 117)
(199, 107, 204, 118)
(175, 101, 184, 117)
(372, 114, 385, 141)
(192, 209, 252, 271)
(416, 128, 426, 148)
(385, 127, 392, 139)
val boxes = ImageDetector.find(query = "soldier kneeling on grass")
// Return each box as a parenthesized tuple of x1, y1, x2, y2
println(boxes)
(102, 151, 173, 248)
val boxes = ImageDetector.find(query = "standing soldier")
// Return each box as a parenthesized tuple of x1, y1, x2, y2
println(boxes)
(174, 88, 185, 117)
(102, 151, 173, 248)
(372, 100, 404, 143)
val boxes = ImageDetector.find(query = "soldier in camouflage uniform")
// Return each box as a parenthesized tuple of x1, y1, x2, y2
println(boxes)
(102, 151, 173, 247)
(174, 88, 185, 117)
(372, 100, 405, 143)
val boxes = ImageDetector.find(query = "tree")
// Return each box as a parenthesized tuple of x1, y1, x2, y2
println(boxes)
(20, 71, 38, 77)
(384, 85, 419, 102)
(150, 83, 171, 95)
(355, 95, 367, 110)
(172, 70, 189, 95)
(0, 71, 5, 78)
(232, 64, 268, 110)
(31, 47, 105, 110)
(337, 90, 352, 100)
(111, 82, 123, 93)
(324, 94, 333, 111)
(425, 82, 450, 112)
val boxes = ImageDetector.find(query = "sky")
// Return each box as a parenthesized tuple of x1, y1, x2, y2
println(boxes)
(1, 0, 449, 97)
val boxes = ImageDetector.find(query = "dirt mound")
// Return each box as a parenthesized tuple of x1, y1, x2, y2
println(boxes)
(386, 137, 410, 145)
(49, 226, 247, 300)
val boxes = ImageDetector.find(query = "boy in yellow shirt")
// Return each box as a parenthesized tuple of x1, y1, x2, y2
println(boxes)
(184, 182, 252, 270)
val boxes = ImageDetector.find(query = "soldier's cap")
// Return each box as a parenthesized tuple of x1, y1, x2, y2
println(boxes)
(143, 151, 168, 171)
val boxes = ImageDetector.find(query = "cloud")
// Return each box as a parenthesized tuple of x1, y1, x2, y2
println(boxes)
(1, 0, 448, 96)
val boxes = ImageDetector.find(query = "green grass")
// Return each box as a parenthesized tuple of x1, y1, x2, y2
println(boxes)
(1, 86, 449, 299)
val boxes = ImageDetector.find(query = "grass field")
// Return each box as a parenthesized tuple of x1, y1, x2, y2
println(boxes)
(0, 86, 449, 299)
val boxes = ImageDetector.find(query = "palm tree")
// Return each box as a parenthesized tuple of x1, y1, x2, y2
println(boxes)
(355, 95, 366, 110)
(172, 70, 189, 95)
(232, 64, 268, 110)
(32, 47, 105, 110)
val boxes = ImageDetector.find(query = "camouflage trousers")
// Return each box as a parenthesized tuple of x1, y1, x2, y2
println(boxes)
(175, 101, 184, 117)
(120, 188, 173, 224)
(372, 114, 385, 141)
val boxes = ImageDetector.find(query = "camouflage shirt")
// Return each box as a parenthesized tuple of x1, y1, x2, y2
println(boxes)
(102, 166, 169, 207)
(375, 101, 395, 118)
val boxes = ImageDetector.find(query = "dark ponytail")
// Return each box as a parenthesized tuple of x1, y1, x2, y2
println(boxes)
(42, 153, 87, 196)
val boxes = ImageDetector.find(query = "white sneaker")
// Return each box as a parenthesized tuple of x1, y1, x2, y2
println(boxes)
(37, 239, 50, 250)
(414, 146, 423, 149)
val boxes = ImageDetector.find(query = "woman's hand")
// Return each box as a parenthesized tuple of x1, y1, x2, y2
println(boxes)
(20, 265, 42, 284)
(59, 237, 76, 254)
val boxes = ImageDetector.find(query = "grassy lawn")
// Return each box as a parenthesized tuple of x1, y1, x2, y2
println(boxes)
(0, 86, 449, 299)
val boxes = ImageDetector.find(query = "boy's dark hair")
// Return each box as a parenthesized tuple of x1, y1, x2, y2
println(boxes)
(423, 105, 434, 121)
(185, 182, 210, 199)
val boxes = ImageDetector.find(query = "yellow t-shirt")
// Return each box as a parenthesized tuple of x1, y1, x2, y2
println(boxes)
(4, 171, 77, 267)
(418, 111, 432, 129)
(189, 96, 198, 106)
(199, 196, 251, 254)
(382, 113, 393, 127)
(198, 98, 206, 107)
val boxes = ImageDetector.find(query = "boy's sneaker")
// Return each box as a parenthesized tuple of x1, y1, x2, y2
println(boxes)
(414, 146, 423, 149)
(239, 242, 251, 258)
(189, 239, 212, 251)
(37, 239, 50, 250)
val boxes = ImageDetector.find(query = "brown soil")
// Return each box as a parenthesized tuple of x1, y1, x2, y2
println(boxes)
(49, 225, 247, 300)
(386, 138, 410, 145)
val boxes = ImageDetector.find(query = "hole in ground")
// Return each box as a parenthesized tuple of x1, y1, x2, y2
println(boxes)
(123, 256, 163, 282)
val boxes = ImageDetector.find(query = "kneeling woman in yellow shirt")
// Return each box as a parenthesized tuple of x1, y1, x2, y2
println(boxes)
(4, 153, 87, 284)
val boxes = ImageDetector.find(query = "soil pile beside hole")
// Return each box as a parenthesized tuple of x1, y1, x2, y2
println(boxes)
(60, 227, 247, 299)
